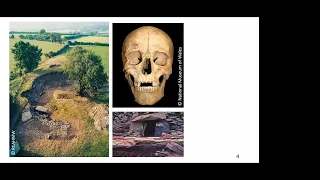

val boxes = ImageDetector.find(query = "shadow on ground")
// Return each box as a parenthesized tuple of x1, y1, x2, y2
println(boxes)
(16, 149, 43, 157)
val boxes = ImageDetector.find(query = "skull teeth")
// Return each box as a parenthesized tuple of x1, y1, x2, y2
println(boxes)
(136, 86, 156, 92)
(134, 81, 158, 87)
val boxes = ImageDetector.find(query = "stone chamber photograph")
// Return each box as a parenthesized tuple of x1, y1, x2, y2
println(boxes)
(113, 112, 184, 157)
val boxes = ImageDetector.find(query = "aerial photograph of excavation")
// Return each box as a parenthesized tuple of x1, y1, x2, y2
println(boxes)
(113, 112, 184, 157)
(9, 22, 109, 157)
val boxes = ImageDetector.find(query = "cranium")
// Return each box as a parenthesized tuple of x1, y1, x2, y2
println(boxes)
(122, 26, 173, 105)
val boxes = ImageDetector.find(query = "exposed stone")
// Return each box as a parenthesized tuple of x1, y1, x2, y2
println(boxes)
(44, 133, 50, 139)
(35, 106, 49, 114)
(165, 142, 184, 155)
(113, 123, 130, 133)
(23, 103, 31, 112)
(90, 104, 109, 132)
(171, 132, 178, 136)
(155, 151, 168, 157)
(177, 131, 183, 135)
(132, 112, 139, 119)
(22, 111, 32, 122)
(131, 112, 166, 122)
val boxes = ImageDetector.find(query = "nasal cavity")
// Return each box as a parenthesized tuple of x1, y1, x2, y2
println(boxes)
(143, 58, 152, 75)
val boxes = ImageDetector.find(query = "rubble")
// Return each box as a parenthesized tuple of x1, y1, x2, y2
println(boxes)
(165, 142, 184, 155)
(17, 107, 75, 140)
(113, 137, 184, 157)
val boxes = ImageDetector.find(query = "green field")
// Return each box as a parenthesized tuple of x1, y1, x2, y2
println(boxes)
(78, 46, 109, 74)
(10, 39, 65, 72)
(72, 36, 109, 43)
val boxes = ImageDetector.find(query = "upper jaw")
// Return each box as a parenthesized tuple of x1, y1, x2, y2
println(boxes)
(133, 81, 160, 93)
(134, 81, 159, 87)
(135, 86, 157, 93)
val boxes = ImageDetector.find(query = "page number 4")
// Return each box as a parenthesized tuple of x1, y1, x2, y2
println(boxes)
(236, 154, 239, 158)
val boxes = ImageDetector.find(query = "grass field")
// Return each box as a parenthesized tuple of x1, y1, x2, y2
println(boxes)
(72, 36, 109, 43)
(10, 39, 65, 72)
(78, 46, 109, 74)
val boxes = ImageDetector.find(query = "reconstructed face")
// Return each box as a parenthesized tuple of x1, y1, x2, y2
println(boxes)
(122, 26, 174, 105)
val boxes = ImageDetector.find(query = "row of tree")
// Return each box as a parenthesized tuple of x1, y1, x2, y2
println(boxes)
(64, 35, 87, 40)
(19, 32, 66, 44)
(67, 41, 108, 46)
(44, 45, 70, 58)
(10, 31, 80, 35)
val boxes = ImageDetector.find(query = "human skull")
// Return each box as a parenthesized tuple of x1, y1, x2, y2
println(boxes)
(122, 26, 173, 105)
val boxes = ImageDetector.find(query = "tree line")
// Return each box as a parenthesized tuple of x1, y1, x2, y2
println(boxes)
(67, 41, 109, 46)
(64, 35, 88, 40)
(44, 45, 70, 58)
(10, 31, 80, 35)
(9, 31, 38, 34)
(19, 29, 66, 44)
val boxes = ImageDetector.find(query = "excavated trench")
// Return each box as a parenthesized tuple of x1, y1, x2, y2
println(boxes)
(16, 72, 77, 142)
(21, 72, 74, 106)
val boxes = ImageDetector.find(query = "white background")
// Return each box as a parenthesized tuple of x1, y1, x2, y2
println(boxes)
(0, 17, 259, 163)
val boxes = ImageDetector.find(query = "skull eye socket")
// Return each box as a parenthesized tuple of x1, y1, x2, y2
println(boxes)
(153, 52, 168, 66)
(127, 51, 142, 65)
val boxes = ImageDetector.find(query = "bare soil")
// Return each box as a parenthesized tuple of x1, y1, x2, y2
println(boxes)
(21, 72, 77, 106)
(16, 72, 79, 155)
